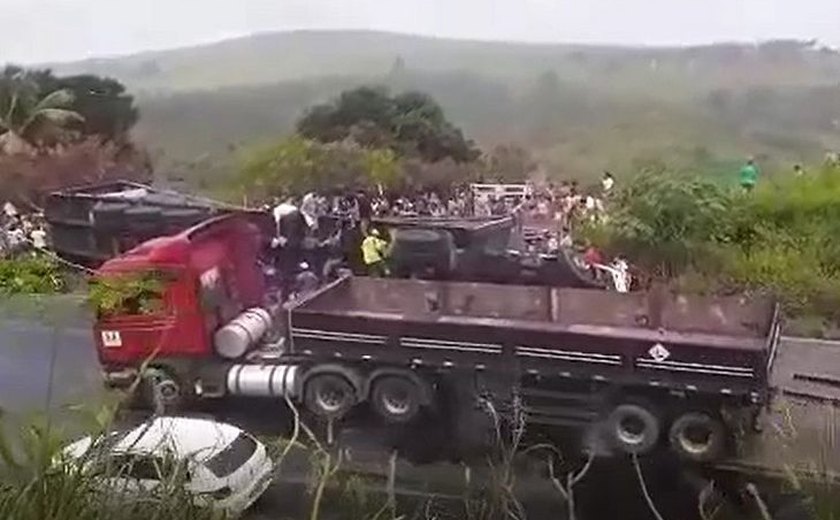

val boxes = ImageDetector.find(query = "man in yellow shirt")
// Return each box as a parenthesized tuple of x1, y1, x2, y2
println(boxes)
(361, 228, 390, 277)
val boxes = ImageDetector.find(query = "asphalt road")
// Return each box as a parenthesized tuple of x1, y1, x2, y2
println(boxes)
(0, 297, 104, 415)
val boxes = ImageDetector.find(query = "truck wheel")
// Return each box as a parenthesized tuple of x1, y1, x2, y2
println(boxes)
(668, 411, 726, 462)
(606, 403, 661, 455)
(304, 374, 356, 420)
(145, 370, 184, 414)
(371, 376, 421, 424)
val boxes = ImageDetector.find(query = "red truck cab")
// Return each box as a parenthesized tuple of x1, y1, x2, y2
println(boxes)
(94, 215, 266, 383)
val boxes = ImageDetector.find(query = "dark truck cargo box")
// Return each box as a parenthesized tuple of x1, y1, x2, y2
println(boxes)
(45, 181, 268, 265)
(287, 277, 780, 400)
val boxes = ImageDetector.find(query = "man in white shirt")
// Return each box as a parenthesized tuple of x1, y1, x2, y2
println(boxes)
(3, 202, 18, 219)
(7, 227, 25, 249)
(272, 199, 309, 301)
(601, 172, 615, 193)
(30, 226, 48, 249)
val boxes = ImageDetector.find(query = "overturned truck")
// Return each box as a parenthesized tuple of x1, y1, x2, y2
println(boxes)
(93, 215, 780, 463)
(372, 215, 610, 289)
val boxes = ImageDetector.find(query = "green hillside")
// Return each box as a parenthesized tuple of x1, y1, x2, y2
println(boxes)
(48, 30, 840, 94)
(41, 31, 840, 184)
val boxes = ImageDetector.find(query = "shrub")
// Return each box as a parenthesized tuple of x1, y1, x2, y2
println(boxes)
(0, 255, 65, 294)
(583, 168, 732, 278)
(587, 164, 840, 322)
(237, 136, 404, 198)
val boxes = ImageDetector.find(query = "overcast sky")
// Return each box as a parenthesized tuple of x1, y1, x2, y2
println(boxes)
(3, 0, 839, 64)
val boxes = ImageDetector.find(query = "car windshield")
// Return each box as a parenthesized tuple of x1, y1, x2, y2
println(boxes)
(113, 455, 161, 480)
(98, 452, 191, 482)
(203, 432, 257, 478)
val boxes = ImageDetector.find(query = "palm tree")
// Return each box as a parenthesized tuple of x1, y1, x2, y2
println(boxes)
(0, 68, 83, 154)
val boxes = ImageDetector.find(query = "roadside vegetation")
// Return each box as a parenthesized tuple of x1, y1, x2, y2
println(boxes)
(583, 161, 840, 337)
(0, 254, 66, 295)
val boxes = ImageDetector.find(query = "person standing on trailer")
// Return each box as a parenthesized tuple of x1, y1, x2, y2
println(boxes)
(355, 190, 372, 233)
(272, 198, 309, 301)
(601, 171, 615, 193)
(361, 228, 390, 277)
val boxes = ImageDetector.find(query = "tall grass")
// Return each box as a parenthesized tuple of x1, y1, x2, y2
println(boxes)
(0, 412, 226, 520)
(2, 401, 840, 519)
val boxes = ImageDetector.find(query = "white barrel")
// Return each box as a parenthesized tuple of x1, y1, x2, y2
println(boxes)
(226, 364, 299, 398)
(214, 307, 273, 359)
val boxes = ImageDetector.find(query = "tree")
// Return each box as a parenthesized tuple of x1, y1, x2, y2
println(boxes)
(0, 67, 83, 154)
(363, 148, 401, 188)
(237, 136, 402, 198)
(484, 143, 537, 182)
(296, 86, 479, 164)
(25, 69, 138, 141)
(585, 168, 731, 278)
(1, 66, 138, 146)
(52, 74, 138, 140)
(389, 56, 406, 77)
(0, 138, 152, 207)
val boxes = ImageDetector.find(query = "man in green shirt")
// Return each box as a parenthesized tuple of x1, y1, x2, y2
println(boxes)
(739, 158, 759, 191)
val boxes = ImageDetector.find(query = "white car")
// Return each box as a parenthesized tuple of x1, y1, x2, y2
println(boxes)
(63, 416, 273, 516)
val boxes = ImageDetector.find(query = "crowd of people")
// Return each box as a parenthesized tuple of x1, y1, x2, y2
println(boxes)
(264, 178, 617, 299)
(265, 176, 613, 233)
(0, 202, 49, 258)
(266, 187, 483, 224)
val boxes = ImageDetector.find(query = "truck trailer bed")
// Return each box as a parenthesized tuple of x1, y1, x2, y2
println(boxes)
(287, 277, 780, 398)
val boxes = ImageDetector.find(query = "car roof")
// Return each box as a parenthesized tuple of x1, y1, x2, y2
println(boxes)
(112, 417, 245, 461)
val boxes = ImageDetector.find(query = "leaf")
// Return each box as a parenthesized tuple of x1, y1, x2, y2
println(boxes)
(32, 107, 84, 124)
(32, 88, 75, 111)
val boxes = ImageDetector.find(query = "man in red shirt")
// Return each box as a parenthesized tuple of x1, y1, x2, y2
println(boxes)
(583, 243, 604, 279)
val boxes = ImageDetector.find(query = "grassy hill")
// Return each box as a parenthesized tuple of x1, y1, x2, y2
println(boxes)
(48, 30, 840, 94)
(42, 31, 840, 185)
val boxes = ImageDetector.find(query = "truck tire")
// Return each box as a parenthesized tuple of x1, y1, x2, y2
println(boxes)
(391, 229, 456, 277)
(668, 411, 726, 462)
(606, 402, 661, 455)
(143, 369, 185, 414)
(371, 376, 421, 424)
(304, 374, 356, 420)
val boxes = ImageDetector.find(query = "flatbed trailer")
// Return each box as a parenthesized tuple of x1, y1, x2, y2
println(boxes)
(281, 276, 780, 461)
